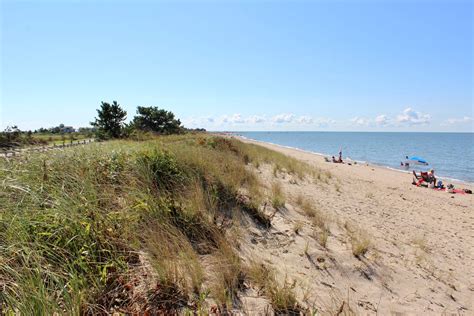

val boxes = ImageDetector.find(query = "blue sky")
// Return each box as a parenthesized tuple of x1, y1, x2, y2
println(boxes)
(1, 0, 472, 132)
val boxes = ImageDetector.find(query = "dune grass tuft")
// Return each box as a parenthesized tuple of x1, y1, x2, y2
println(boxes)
(293, 221, 304, 235)
(222, 137, 319, 180)
(294, 195, 330, 248)
(271, 182, 285, 209)
(345, 223, 371, 258)
(246, 262, 301, 314)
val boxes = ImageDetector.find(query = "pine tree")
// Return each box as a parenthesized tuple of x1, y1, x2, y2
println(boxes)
(91, 101, 127, 139)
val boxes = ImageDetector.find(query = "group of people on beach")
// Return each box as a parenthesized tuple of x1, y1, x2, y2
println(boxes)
(412, 167, 472, 194)
(331, 150, 343, 164)
(325, 149, 471, 194)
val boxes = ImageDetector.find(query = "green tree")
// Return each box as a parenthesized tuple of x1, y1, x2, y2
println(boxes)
(91, 101, 127, 139)
(0, 126, 21, 148)
(132, 106, 182, 134)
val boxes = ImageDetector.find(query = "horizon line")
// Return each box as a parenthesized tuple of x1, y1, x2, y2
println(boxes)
(211, 130, 474, 134)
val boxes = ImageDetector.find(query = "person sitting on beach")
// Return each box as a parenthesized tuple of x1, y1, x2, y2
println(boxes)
(332, 156, 337, 163)
(428, 169, 436, 186)
(412, 169, 436, 187)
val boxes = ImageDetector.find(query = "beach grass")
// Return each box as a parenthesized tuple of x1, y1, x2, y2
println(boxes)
(345, 224, 371, 258)
(223, 137, 318, 180)
(271, 182, 285, 209)
(0, 133, 312, 313)
(246, 262, 300, 314)
(295, 195, 328, 230)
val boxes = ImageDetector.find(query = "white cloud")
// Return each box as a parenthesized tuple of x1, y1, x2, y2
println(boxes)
(442, 116, 473, 126)
(184, 113, 336, 129)
(297, 116, 314, 124)
(246, 115, 266, 124)
(375, 114, 390, 126)
(349, 109, 430, 128)
(219, 113, 245, 124)
(230, 114, 245, 123)
(314, 117, 335, 127)
(350, 116, 370, 126)
(396, 108, 431, 126)
(182, 116, 215, 127)
(272, 113, 295, 123)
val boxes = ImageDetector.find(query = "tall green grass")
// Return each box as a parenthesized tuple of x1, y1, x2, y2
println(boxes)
(0, 134, 310, 313)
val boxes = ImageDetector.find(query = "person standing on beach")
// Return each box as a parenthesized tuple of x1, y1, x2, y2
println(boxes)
(338, 148, 343, 163)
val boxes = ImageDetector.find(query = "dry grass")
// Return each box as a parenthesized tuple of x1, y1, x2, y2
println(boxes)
(316, 228, 329, 248)
(300, 198, 327, 229)
(346, 224, 371, 258)
(295, 195, 330, 247)
(246, 262, 301, 314)
(352, 238, 370, 258)
(295, 193, 304, 206)
(412, 236, 430, 253)
(271, 182, 285, 209)
(0, 134, 280, 314)
(228, 138, 322, 181)
(145, 222, 204, 294)
(296, 195, 317, 218)
(304, 241, 310, 255)
(314, 170, 332, 184)
(208, 243, 243, 306)
(1, 133, 324, 313)
(293, 221, 304, 235)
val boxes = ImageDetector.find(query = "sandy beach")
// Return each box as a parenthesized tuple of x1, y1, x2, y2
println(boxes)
(234, 136, 473, 315)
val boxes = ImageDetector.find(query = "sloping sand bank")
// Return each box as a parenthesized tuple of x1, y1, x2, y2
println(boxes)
(236, 136, 473, 315)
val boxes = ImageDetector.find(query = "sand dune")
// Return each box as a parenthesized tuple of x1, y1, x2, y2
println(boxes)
(235, 136, 473, 315)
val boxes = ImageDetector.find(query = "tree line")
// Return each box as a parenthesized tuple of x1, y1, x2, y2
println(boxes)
(91, 101, 184, 139)
(1, 102, 203, 147)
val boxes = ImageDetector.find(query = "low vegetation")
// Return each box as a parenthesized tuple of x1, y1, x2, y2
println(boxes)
(1, 101, 188, 149)
(295, 195, 330, 247)
(271, 182, 286, 209)
(0, 125, 91, 148)
(316, 228, 330, 248)
(226, 139, 317, 180)
(0, 134, 295, 314)
(246, 262, 301, 314)
(293, 221, 304, 235)
(346, 224, 371, 258)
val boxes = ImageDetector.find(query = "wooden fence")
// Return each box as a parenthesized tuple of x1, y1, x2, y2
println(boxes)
(0, 139, 96, 158)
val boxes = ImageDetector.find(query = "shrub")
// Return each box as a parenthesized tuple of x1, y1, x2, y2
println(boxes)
(136, 149, 186, 192)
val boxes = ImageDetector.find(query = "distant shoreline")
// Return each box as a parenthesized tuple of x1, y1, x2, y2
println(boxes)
(226, 133, 474, 188)
(211, 131, 474, 134)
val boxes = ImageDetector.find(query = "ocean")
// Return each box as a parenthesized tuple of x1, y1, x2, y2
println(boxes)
(236, 132, 474, 183)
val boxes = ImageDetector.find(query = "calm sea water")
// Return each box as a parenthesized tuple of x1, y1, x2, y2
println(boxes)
(237, 132, 474, 183)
